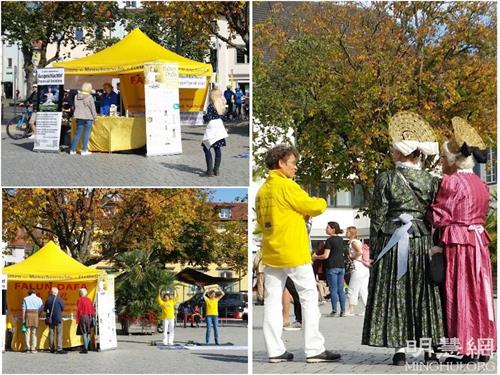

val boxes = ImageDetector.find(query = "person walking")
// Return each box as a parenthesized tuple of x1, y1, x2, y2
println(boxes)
(430, 117, 496, 363)
(69, 82, 97, 156)
(157, 289, 179, 345)
(313, 222, 349, 317)
(234, 88, 243, 120)
(21, 289, 43, 353)
(44, 287, 66, 354)
(76, 288, 95, 353)
(204, 286, 224, 345)
(361, 112, 444, 366)
(202, 88, 228, 176)
(345, 226, 370, 316)
(256, 144, 341, 363)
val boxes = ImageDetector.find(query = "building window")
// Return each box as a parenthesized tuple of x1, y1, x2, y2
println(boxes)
(335, 190, 352, 207)
(236, 48, 248, 64)
(7, 58, 12, 68)
(125, 1, 137, 8)
(220, 271, 235, 292)
(485, 148, 497, 184)
(75, 28, 84, 42)
(219, 207, 232, 219)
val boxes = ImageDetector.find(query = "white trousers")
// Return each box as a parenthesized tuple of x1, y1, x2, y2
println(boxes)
(163, 318, 175, 345)
(264, 264, 326, 357)
(348, 261, 369, 306)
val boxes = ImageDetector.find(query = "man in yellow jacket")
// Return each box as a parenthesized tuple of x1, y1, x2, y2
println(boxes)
(157, 289, 179, 345)
(256, 144, 341, 363)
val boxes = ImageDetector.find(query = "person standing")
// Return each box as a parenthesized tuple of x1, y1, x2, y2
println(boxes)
(361, 112, 444, 366)
(223, 86, 234, 119)
(25, 83, 38, 139)
(253, 248, 265, 305)
(21, 289, 43, 353)
(256, 144, 340, 363)
(76, 288, 95, 354)
(313, 222, 349, 317)
(345, 226, 370, 316)
(100, 82, 118, 116)
(69, 82, 97, 156)
(282, 278, 302, 330)
(44, 287, 66, 354)
(157, 289, 179, 345)
(202, 88, 228, 176)
(234, 88, 243, 120)
(204, 286, 224, 345)
(430, 117, 496, 363)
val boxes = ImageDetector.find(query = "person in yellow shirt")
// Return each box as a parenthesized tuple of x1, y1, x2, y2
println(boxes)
(255, 144, 341, 364)
(203, 286, 225, 345)
(157, 289, 179, 345)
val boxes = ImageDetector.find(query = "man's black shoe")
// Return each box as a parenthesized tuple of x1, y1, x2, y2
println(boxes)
(306, 350, 341, 363)
(392, 352, 406, 366)
(56, 350, 68, 354)
(50, 348, 55, 353)
(269, 351, 293, 363)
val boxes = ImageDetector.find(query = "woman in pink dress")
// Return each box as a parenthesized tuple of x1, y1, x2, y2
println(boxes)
(431, 118, 496, 363)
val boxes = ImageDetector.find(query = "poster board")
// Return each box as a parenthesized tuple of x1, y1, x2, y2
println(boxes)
(144, 63, 182, 156)
(33, 68, 64, 152)
(95, 275, 117, 351)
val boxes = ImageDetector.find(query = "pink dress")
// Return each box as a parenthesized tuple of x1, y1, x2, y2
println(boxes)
(431, 171, 496, 355)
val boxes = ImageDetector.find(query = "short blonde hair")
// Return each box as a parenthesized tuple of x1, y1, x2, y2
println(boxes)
(81, 82, 92, 94)
(51, 287, 59, 296)
(79, 288, 88, 297)
(442, 141, 475, 170)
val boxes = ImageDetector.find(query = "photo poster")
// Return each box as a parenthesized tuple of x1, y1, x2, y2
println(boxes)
(33, 68, 64, 152)
(144, 62, 182, 156)
(96, 275, 117, 351)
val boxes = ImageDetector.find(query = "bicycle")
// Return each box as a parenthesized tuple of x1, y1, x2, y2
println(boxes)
(6, 106, 33, 140)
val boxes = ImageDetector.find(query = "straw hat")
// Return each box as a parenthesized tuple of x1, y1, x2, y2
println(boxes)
(450, 116, 486, 150)
(388, 111, 436, 143)
(448, 117, 488, 163)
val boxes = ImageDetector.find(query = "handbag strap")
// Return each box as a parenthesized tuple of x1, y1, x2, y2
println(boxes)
(49, 296, 57, 319)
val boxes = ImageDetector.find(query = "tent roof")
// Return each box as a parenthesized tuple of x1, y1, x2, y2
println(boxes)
(3, 241, 103, 281)
(52, 28, 212, 77)
(175, 267, 240, 287)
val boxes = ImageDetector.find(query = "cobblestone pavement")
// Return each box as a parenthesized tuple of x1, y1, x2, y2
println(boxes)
(1, 104, 249, 187)
(252, 302, 497, 374)
(2, 322, 248, 374)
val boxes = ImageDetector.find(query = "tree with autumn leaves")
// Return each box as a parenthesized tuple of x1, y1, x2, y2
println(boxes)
(2, 189, 247, 275)
(253, 2, 496, 191)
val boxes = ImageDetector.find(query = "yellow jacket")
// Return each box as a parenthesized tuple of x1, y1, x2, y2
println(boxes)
(256, 170, 327, 268)
(157, 295, 179, 320)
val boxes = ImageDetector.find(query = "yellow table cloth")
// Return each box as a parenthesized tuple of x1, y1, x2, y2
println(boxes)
(71, 116, 146, 152)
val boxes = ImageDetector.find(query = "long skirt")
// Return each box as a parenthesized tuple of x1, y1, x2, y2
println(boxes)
(444, 244, 496, 355)
(362, 234, 445, 348)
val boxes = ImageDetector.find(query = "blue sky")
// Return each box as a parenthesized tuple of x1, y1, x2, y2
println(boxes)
(206, 188, 248, 202)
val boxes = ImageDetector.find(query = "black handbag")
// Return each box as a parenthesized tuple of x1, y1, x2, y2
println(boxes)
(429, 252, 445, 284)
(45, 296, 56, 326)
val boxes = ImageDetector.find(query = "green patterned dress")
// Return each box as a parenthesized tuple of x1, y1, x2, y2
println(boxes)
(361, 166, 445, 348)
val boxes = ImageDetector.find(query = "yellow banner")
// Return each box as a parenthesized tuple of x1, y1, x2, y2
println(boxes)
(120, 73, 208, 114)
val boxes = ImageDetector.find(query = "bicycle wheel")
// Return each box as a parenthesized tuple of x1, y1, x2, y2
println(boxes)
(6, 115, 30, 140)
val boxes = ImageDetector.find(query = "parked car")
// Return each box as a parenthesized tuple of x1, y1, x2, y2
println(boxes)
(177, 291, 248, 320)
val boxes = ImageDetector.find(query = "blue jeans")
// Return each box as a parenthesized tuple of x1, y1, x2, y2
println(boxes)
(205, 315, 219, 344)
(70, 119, 93, 152)
(326, 268, 346, 313)
(83, 332, 89, 350)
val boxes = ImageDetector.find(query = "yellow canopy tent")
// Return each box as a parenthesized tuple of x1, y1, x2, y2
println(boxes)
(3, 241, 105, 351)
(51, 28, 212, 152)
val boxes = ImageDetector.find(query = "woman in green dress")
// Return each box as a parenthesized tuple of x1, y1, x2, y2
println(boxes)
(361, 112, 445, 366)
